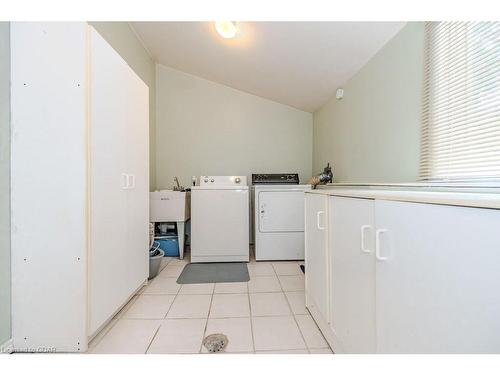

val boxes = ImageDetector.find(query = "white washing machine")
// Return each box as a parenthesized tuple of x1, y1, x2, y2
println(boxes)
(253, 174, 311, 261)
(191, 176, 249, 263)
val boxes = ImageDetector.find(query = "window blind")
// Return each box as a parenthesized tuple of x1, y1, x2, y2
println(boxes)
(420, 22, 500, 181)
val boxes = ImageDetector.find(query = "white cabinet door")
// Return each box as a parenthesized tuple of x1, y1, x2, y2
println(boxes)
(124, 57, 149, 303)
(329, 196, 376, 353)
(89, 27, 143, 335)
(375, 200, 500, 353)
(304, 193, 329, 322)
(10, 22, 88, 352)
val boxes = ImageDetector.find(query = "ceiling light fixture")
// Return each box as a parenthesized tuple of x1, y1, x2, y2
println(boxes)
(215, 21, 237, 39)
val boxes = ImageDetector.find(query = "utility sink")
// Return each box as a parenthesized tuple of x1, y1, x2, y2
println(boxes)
(150, 190, 191, 260)
(150, 190, 191, 222)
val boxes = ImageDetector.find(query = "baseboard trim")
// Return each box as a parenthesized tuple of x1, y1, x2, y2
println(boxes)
(0, 338, 14, 354)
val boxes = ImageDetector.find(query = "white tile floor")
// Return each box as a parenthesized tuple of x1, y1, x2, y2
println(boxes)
(88, 249, 332, 354)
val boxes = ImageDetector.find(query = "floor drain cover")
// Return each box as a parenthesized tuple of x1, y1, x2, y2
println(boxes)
(203, 333, 228, 353)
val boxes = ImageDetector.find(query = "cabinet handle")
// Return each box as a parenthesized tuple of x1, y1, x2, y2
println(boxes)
(375, 229, 389, 261)
(360, 225, 371, 253)
(129, 174, 135, 189)
(316, 211, 325, 230)
(121, 173, 129, 189)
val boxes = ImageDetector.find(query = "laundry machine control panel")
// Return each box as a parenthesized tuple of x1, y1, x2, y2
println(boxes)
(199, 175, 248, 186)
(252, 173, 299, 184)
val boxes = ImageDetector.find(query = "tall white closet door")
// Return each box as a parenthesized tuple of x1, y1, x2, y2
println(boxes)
(375, 200, 500, 353)
(124, 60, 149, 298)
(89, 27, 133, 335)
(329, 196, 375, 353)
(10, 22, 88, 352)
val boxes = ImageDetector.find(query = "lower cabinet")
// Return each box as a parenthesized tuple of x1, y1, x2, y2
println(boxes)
(305, 192, 500, 353)
(304, 193, 330, 327)
(329, 196, 376, 353)
(375, 199, 500, 353)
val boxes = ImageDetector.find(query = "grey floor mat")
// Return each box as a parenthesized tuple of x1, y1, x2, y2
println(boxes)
(177, 262, 250, 284)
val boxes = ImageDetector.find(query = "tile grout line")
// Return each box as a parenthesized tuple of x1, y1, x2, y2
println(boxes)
(144, 324, 162, 354)
(144, 262, 184, 354)
(199, 287, 215, 353)
(248, 248, 256, 353)
(90, 258, 181, 354)
(89, 282, 146, 352)
(162, 289, 180, 319)
(93, 257, 319, 354)
(89, 269, 163, 352)
(246, 281, 256, 354)
(287, 263, 331, 352)
(277, 263, 310, 353)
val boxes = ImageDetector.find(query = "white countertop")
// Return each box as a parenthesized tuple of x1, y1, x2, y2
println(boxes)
(306, 184, 500, 209)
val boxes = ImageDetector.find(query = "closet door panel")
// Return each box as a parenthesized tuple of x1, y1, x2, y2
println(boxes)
(124, 63, 149, 296)
(89, 27, 132, 335)
(10, 21, 88, 352)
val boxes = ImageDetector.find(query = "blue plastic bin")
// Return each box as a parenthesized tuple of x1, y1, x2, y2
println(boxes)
(155, 235, 180, 257)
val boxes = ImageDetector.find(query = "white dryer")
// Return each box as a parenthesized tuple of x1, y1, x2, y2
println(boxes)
(191, 176, 249, 263)
(253, 174, 311, 261)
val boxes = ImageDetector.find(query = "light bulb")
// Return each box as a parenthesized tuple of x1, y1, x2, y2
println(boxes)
(215, 21, 237, 39)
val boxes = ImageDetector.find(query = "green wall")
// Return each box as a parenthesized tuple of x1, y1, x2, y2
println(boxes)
(0, 21, 11, 348)
(89, 22, 157, 190)
(313, 22, 425, 182)
(156, 64, 313, 189)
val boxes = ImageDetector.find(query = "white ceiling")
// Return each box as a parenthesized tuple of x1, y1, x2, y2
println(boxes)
(131, 22, 406, 112)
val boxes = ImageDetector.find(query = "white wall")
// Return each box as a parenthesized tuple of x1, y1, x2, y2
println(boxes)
(0, 21, 11, 347)
(89, 22, 157, 190)
(313, 22, 425, 183)
(156, 64, 313, 188)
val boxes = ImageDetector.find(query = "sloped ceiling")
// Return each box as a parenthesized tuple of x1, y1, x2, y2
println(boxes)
(131, 22, 406, 112)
